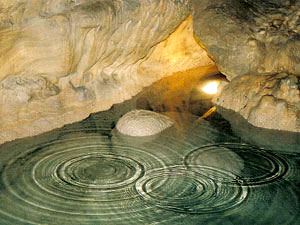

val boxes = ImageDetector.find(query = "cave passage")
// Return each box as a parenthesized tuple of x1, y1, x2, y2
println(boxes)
(0, 75, 299, 225)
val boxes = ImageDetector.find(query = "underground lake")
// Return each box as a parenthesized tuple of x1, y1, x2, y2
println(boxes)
(0, 72, 299, 225)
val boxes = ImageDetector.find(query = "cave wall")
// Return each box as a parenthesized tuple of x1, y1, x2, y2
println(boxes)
(0, 0, 215, 144)
(192, 0, 300, 132)
(1, 0, 300, 144)
(192, 0, 300, 80)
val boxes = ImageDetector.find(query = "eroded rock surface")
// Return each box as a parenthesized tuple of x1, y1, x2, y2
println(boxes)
(214, 73, 300, 132)
(192, 0, 300, 80)
(0, 0, 215, 144)
(2, 0, 300, 143)
(116, 110, 174, 136)
(192, 0, 300, 132)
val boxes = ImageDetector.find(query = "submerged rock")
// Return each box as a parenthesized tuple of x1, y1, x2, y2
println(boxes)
(116, 110, 174, 136)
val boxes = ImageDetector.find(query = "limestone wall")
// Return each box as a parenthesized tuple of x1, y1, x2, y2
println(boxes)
(2, 0, 300, 143)
(192, 0, 300, 80)
(192, 0, 300, 132)
(0, 0, 215, 144)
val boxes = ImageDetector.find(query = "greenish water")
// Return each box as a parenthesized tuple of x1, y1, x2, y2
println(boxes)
(0, 103, 299, 225)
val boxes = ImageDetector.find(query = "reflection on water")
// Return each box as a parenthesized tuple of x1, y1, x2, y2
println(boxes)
(0, 104, 299, 224)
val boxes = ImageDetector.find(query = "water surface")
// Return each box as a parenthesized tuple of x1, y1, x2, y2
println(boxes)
(0, 103, 299, 225)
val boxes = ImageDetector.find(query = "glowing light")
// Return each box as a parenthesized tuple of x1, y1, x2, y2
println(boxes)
(201, 81, 219, 94)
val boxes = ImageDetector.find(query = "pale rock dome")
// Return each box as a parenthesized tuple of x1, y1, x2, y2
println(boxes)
(116, 110, 174, 136)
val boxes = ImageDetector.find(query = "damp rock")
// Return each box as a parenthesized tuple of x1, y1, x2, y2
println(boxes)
(0, 0, 215, 144)
(217, 107, 300, 153)
(191, 0, 300, 132)
(116, 110, 174, 136)
(192, 0, 300, 80)
(213, 73, 300, 132)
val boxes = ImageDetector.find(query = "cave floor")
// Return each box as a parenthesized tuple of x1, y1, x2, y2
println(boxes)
(0, 77, 300, 225)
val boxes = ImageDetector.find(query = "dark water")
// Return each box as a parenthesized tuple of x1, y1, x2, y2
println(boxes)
(0, 104, 299, 225)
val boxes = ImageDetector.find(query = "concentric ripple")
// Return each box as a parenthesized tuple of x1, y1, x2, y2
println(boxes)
(0, 109, 299, 225)
(184, 143, 289, 186)
(0, 135, 169, 224)
(41, 153, 143, 190)
(135, 165, 248, 214)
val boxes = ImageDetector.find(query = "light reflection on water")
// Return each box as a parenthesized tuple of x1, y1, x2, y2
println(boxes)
(0, 106, 299, 224)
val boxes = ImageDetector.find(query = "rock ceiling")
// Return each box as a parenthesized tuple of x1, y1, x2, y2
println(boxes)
(0, 0, 299, 144)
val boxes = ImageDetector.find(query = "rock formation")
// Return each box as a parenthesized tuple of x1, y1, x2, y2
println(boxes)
(0, 0, 214, 144)
(192, 0, 300, 132)
(116, 110, 174, 136)
(214, 73, 300, 132)
(192, 0, 300, 80)
(1, 0, 300, 144)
